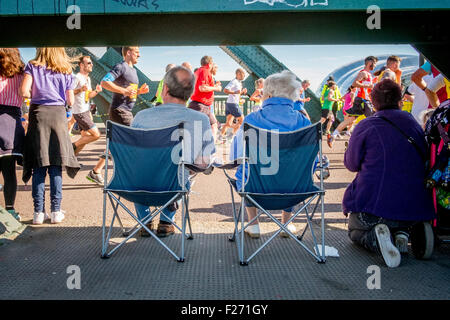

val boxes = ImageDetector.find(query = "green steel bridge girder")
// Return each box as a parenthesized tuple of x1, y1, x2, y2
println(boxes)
(221, 45, 322, 121)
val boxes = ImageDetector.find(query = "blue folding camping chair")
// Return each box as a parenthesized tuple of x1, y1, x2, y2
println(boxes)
(100, 120, 203, 262)
(219, 122, 326, 265)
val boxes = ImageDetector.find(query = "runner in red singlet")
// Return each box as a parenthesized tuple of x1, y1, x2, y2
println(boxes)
(352, 56, 378, 101)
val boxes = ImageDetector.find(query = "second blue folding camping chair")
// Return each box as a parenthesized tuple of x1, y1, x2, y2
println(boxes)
(219, 122, 327, 265)
(100, 120, 206, 262)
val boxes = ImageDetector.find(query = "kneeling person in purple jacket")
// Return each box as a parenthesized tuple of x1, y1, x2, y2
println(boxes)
(343, 79, 435, 268)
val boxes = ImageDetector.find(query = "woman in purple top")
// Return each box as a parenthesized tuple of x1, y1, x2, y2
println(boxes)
(0, 48, 25, 221)
(20, 48, 80, 225)
(343, 79, 435, 268)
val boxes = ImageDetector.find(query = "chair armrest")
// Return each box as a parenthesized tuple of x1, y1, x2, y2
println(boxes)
(184, 163, 217, 176)
(214, 158, 247, 170)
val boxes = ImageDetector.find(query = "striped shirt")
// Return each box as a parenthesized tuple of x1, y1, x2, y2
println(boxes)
(0, 74, 23, 107)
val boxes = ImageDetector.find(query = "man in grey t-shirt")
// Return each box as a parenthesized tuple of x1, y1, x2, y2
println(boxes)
(132, 66, 216, 238)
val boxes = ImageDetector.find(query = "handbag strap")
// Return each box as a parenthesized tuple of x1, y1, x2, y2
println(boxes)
(375, 115, 426, 162)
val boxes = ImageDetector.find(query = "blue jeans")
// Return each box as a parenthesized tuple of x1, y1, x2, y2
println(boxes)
(134, 202, 176, 224)
(32, 166, 62, 213)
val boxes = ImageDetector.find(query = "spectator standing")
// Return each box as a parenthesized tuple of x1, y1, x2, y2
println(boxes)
(20, 47, 80, 224)
(0, 48, 25, 221)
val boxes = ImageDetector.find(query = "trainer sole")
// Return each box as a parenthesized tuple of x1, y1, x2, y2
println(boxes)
(375, 224, 401, 268)
(86, 175, 104, 186)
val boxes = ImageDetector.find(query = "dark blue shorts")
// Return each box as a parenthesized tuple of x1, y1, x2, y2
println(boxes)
(225, 103, 243, 118)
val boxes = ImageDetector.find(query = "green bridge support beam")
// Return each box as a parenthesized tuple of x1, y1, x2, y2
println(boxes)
(221, 45, 322, 121)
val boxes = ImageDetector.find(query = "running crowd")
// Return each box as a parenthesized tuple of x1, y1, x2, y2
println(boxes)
(0, 47, 448, 267)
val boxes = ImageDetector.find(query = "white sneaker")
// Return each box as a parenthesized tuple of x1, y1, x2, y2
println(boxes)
(245, 224, 260, 239)
(280, 224, 297, 238)
(33, 212, 45, 225)
(51, 210, 65, 224)
(375, 224, 401, 268)
(394, 232, 409, 254)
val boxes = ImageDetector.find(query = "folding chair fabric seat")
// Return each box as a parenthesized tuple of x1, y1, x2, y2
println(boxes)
(101, 121, 194, 262)
(222, 122, 327, 265)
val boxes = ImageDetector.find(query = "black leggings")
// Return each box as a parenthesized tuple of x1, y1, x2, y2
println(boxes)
(0, 156, 17, 210)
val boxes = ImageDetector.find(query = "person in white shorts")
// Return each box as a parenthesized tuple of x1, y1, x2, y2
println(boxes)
(72, 55, 102, 156)
(220, 68, 247, 140)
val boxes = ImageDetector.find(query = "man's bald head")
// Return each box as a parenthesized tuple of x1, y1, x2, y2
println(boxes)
(163, 66, 195, 102)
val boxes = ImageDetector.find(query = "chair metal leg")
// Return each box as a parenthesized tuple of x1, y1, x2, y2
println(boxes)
(228, 183, 239, 242)
(229, 205, 241, 242)
(239, 197, 246, 265)
(298, 198, 321, 240)
(106, 192, 181, 261)
(320, 193, 326, 263)
(185, 196, 193, 240)
(180, 195, 186, 262)
(245, 194, 323, 263)
(101, 190, 108, 258)
(114, 211, 128, 237)
(303, 202, 322, 262)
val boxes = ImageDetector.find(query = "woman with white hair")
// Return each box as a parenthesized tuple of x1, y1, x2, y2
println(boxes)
(229, 70, 311, 238)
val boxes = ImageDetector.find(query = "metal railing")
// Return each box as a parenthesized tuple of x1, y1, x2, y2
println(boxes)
(213, 95, 256, 123)
(93, 95, 257, 124)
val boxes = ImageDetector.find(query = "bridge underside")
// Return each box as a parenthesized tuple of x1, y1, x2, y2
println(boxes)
(1, 10, 448, 74)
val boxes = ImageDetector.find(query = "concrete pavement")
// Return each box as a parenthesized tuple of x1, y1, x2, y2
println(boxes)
(1, 130, 449, 300)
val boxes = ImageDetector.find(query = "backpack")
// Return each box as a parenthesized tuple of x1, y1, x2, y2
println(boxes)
(424, 99, 450, 209)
